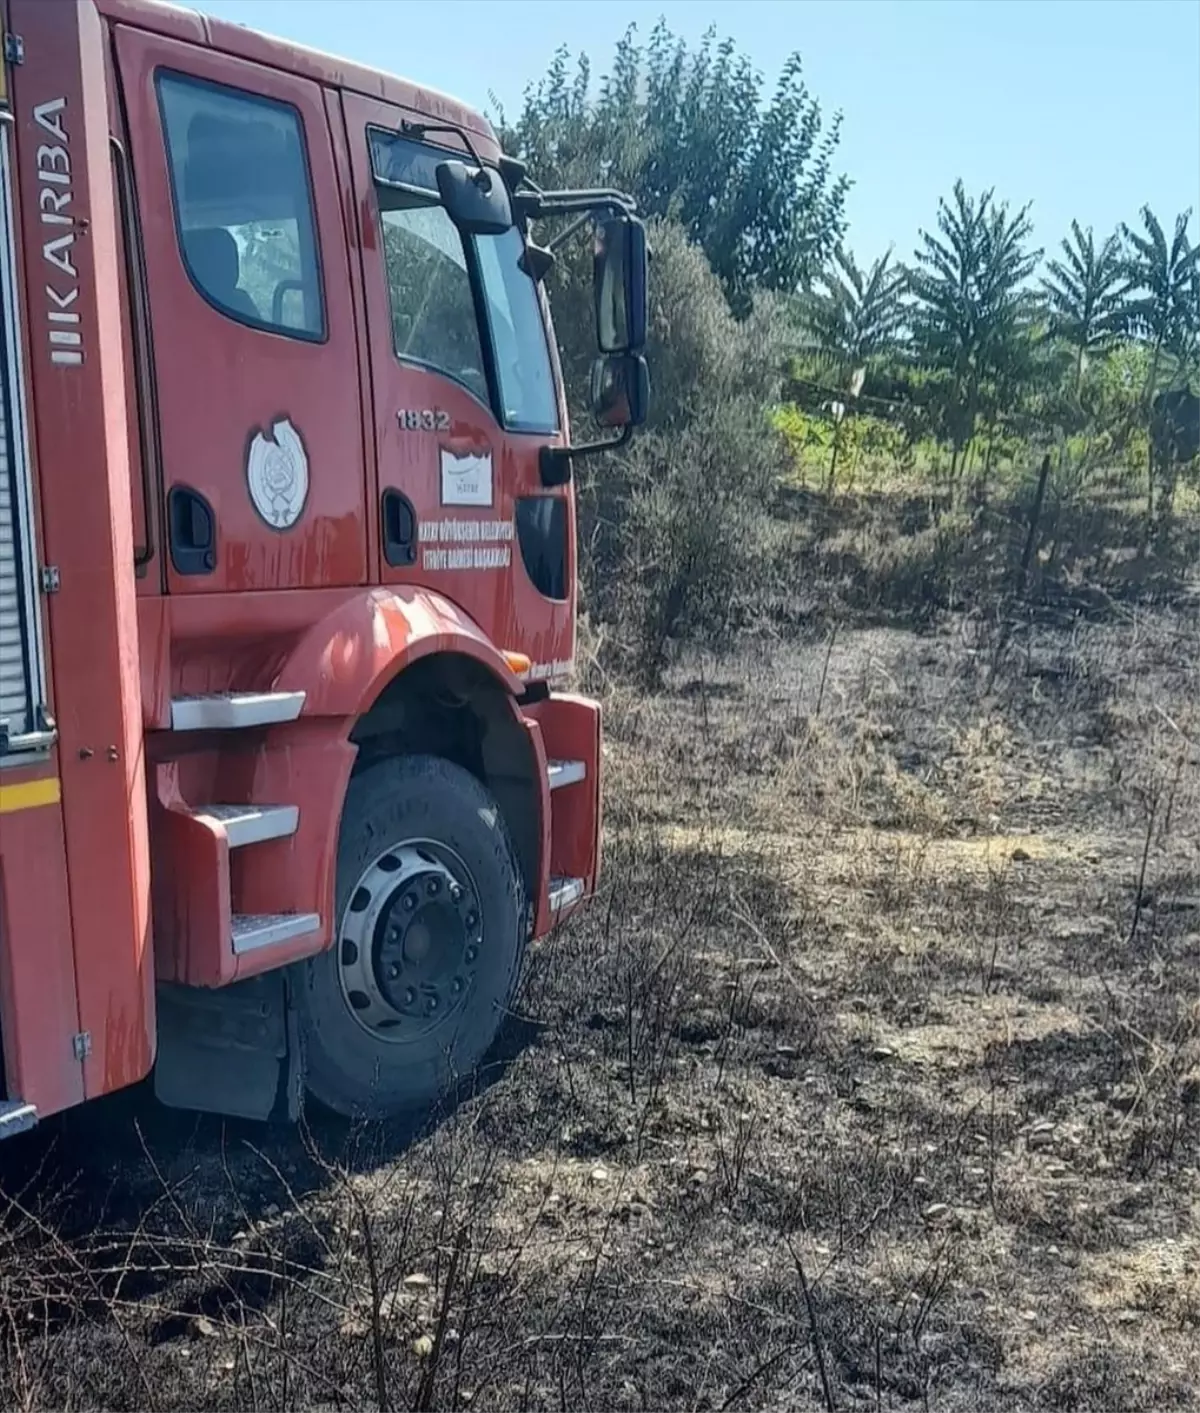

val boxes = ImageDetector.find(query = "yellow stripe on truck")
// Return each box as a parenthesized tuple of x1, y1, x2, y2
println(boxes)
(0, 777, 62, 814)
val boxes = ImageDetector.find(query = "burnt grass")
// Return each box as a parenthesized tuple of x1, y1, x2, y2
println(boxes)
(3, 489, 1200, 1410)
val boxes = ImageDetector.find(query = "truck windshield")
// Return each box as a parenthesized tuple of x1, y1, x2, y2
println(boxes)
(370, 131, 558, 434)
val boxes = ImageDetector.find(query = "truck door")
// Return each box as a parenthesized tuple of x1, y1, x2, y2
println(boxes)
(341, 94, 576, 669)
(112, 28, 367, 593)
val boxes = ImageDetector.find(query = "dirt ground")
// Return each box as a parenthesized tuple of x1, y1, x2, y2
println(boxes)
(3, 518, 1200, 1409)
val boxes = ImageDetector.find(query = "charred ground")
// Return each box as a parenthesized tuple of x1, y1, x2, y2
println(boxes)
(2, 484, 1200, 1411)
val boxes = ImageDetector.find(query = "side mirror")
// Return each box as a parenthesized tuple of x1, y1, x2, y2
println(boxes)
(436, 160, 513, 236)
(593, 216, 648, 355)
(590, 353, 650, 429)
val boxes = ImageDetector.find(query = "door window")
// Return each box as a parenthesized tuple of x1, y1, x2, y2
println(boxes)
(378, 191, 489, 403)
(158, 72, 324, 339)
(370, 131, 559, 432)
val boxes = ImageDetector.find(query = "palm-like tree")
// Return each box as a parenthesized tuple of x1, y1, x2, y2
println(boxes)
(909, 181, 1040, 483)
(1177, 266, 1200, 385)
(801, 246, 907, 388)
(797, 246, 906, 492)
(1120, 206, 1199, 402)
(1042, 221, 1126, 404)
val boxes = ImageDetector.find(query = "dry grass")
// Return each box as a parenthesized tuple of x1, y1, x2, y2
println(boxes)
(2, 491, 1200, 1410)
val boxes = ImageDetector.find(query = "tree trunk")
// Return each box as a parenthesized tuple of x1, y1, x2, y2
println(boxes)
(980, 420, 999, 506)
(845, 412, 860, 494)
(1018, 453, 1052, 596)
(826, 420, 841, 498)
(1143, 339, 1163, 525)
(1142, 340, 1163, 411)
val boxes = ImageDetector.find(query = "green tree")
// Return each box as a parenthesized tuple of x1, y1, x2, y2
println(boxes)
(800, 247, 907, 384)
(1120, 206, 1199, 401)
(796, 247, 907, 490)
(1042, 221, 1126, 406)
(1176, 265, 1200, 385)
(496, 23, 849, 312)
(908, 181, 1040, 487)
(1118, 207, 1198, 517)
(972, 293, 1048, 487)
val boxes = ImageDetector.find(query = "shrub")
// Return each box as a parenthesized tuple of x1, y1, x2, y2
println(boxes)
(565, 220, 790, 683)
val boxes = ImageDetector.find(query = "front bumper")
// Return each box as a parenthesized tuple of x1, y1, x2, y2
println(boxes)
(522, 691, 602, 937)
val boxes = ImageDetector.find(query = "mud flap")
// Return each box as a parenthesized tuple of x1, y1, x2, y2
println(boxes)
(154, 974, 305, 1123)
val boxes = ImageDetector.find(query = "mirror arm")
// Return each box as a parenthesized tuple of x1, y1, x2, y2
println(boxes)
(400, 118, 485, 169)
(539, 424, 633, 485)
(547, 211, 593, 253)
(516, 189, 638, 223)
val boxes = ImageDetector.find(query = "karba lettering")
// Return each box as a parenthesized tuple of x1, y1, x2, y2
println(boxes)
(33, 98, 83, 368)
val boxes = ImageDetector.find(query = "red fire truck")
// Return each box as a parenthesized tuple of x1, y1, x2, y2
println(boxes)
(0, 0, 648, 1135)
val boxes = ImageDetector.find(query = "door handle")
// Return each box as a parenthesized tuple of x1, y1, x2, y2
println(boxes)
(381, 489, 417, 567)
(167, 485, 216, 575)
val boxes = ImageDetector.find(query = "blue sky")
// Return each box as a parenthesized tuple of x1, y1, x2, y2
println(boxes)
(194, 0, 1200, 270)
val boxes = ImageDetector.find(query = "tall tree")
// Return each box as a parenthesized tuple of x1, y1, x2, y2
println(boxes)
(1177, 265, 1200, 385)
(798, 247, 907, 493)
(495, 23, 849, 312)
(909, 181, 1040, 484)
(800, 247, 907, 386)
(1042, 221, 1126, 404)
(1120, 206, 1199, 401)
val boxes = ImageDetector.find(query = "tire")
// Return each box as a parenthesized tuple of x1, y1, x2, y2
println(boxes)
(296, 754, 527, 1119)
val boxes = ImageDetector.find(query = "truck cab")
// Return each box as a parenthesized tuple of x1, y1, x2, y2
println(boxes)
(0, 0, 647, 1134)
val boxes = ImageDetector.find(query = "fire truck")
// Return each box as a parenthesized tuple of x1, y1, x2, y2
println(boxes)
(0, 0, 648, 1136)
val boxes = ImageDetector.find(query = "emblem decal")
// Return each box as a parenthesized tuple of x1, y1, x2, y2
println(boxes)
(440, 448, 493, 507)
(247, 417, 309, 529)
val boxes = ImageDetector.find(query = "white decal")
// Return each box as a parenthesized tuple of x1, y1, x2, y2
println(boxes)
(440, 448, 493, 507)
(247, 417, 309, 529)
(527, 659, 574, 683)
(33, 97, 82, 367)
(34, 99, 68, 141)
(420, 517, 512, 572)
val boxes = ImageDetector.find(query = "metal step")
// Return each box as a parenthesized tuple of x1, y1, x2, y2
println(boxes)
(192, 803, 299, 849)
(231, 912, 321, 956)
(0, 1100, 37, 1139)
(169, 691, 306, 732)
(548, 876, 585, 914)
(547, 759, 586, 790)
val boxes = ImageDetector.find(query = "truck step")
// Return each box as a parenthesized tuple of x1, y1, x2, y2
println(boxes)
(192, 804, 299, 849)
(547, 759, 586, 790)
(549, 876, 585, 914)
(231, 912, 321, 956)
(0, 1100, 37, 1138)
(170, 691, 306, 732)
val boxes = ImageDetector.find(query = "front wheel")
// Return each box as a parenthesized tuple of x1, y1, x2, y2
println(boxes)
(296, 754, 527, 1118)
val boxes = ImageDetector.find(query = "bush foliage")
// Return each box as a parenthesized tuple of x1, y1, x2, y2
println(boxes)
(497, 23, 1200, 683)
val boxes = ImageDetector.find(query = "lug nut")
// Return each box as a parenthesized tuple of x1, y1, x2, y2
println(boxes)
(405, 987, 417, 1006)
(466, 912, 478, 930)
(427, 877, 440, 897)
(465, 946, 478, 964)
(388, 964, 400, 980)
(450, 884, 463, 902)
(402, 894, 416, 912)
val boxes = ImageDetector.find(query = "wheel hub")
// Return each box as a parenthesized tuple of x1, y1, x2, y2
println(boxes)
(337, 841, 482, 1042)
